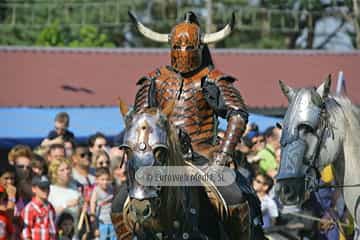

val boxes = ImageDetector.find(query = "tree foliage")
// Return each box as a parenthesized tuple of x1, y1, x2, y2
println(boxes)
(0, 0, 357, 49)
(36, 22, 115, 47)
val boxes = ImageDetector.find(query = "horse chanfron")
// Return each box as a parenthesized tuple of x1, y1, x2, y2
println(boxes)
(276, 78, 331, 206)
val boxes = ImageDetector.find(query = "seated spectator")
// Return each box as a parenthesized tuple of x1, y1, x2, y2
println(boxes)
(31, 154, 47, 177)
(93, 150, 111, 169)
(47, 143, 66, 163)
(57, 212, 76, 240)
(48, 157, 82, 223)
(0, 186, 15, 240)
(42, 112, 75, 148)
(21, 176, 57, 240)
(90, 167, 116, 240)
(252, 173, 279, 228)
(50, 112, 74, 139)
(257, 126, 281, 178)
(88, 132, 108, 159)
(72, 145, 95, 202)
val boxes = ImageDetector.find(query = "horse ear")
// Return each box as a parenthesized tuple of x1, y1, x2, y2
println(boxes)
(118, 97, 129, 118)
(162, 100, 175, 118)
(316, 75, 332, 99)
(279, 80, 295, 102)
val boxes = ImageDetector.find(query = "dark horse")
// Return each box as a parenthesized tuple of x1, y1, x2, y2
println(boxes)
(110, 101, 257, 239)
(276, 77, 360, 239)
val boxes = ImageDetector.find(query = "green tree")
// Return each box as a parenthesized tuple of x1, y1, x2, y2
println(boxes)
(36, 21, 66, 47)
(69, 25, 115, 47)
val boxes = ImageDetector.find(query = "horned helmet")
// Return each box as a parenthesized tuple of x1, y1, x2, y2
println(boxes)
(129, 11, 235, 74)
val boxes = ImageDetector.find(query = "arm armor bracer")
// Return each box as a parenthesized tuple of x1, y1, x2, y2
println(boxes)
(203, 76, 248, 156)
(222, 112, 247, 155)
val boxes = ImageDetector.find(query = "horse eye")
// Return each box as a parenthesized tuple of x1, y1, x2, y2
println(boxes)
(298, 124, 313, 134)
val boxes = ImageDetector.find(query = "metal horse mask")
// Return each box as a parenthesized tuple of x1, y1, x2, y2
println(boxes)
(117, 101, 189, 232)
(276, 77, 332, 206)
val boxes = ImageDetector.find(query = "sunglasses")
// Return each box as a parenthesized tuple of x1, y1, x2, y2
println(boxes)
(98, 161, 110, 167)
(79, 152, 91, 158)
(38, 186, 50, 191)
(16, 164, 30, 169)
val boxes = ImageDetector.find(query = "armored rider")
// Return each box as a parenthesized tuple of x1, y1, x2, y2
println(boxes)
(131, 11, 247, 167)
(130, 11, 265, 240)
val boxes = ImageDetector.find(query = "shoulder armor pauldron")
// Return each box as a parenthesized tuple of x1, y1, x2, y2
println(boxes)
(206, 69, 237, 84)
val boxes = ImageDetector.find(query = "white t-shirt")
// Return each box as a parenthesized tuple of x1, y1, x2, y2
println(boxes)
(260, 194, 279, 228)
(48, 184, 82, 222)
(260, 194, 279, 218)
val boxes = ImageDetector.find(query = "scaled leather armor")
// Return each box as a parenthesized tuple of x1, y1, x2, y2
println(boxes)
(134, 65, 248, 164)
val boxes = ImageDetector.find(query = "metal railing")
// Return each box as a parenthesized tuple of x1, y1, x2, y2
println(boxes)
(0, 1, 350, 33)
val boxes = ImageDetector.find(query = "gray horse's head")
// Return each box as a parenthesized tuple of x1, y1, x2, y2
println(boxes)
(275, 76, 331, 206)
(118, 100, 182, 225)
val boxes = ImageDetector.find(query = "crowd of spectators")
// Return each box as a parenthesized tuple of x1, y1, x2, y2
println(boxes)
(0, 112, 126, 240)
(0, 111, 354, 239)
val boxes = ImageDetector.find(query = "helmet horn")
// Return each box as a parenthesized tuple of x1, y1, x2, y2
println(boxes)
(202, 12, 236, 44)
(128, 11, 169, 43)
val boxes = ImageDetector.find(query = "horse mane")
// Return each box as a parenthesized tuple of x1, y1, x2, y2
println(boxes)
(329, 95, 360, 155)
(160, 112, 187, 225)
(325, 95, 360, 218)
(327, 95, 360, 178)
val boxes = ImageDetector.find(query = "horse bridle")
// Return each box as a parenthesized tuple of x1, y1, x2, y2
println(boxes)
(297, 107, 326, 197)
(304, 103, 360, 192)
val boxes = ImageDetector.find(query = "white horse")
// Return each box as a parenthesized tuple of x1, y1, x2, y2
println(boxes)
(275, 76, 360, 239)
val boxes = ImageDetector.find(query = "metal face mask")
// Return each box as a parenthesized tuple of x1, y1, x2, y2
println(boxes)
(170, 22, 202, 73)
(121, 112, 169, 200)
(279, 89, 323, 177)
(281, 89, 322, 146)
(276, 89, 323, 206)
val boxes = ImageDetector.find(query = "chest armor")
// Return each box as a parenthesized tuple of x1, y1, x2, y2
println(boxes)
(151, 67, 215, 149)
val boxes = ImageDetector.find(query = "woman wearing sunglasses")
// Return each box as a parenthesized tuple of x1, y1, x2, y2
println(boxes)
(92, 150, 111, 169)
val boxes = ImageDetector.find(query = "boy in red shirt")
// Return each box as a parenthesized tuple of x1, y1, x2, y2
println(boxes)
(0, 185, 15, 240)
(21, 176, 57, 240)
